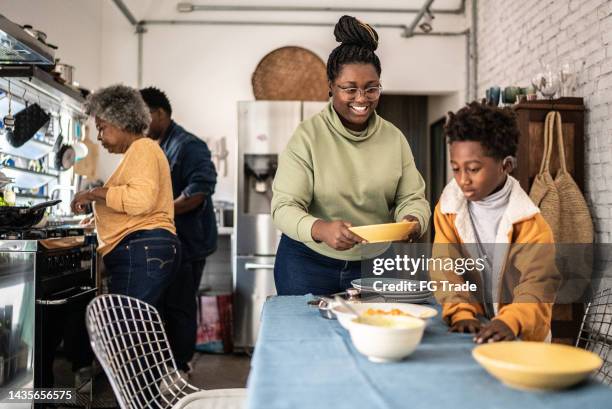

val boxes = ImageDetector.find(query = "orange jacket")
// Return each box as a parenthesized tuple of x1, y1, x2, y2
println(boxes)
(432, 176, 560, 341)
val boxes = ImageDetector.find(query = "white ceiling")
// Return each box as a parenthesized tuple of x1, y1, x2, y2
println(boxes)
(119, 0, 465, 22)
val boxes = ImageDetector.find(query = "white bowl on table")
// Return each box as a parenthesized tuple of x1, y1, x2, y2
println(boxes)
(332, 302, 437, 329)
(348, 314, 425, 363)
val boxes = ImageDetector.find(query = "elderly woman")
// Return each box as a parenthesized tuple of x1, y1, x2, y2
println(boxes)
(71, 84, 179, 306)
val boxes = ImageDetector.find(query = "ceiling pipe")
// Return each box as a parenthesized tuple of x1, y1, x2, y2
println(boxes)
(470, 0, 479, 101)
(403, 0, 436, 38)
(145, 19, 403, 29)
(176, 1, 465, 15)
(111, 0, 139, 26)
(113, 0, 467, 39)
(144, 20, 468, 38)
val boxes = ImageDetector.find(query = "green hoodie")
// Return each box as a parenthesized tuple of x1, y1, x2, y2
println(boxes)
(271, 102, 431, 260)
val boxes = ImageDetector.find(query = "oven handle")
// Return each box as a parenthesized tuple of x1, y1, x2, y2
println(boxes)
(245, 262, 275, 270)
(36, 286, 98, 305)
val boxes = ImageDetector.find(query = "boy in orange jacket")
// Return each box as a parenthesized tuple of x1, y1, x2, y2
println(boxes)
(432, 101, 560, 343)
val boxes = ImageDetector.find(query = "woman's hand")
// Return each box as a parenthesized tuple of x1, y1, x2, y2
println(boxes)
(401, 215, 421, 242)
(449, 319, 481, 334)
(311, 220, 367, 250)
(474, 319, 516, 343)
(71, 190, 93, 214)
(79, 215, 95, 230)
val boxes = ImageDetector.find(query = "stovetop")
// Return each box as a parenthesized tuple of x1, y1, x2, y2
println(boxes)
(0, 225, 86, 240)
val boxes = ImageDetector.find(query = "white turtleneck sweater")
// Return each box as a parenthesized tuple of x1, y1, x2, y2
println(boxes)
(467, 176, 513, 314)
(468, 176, 513, 244)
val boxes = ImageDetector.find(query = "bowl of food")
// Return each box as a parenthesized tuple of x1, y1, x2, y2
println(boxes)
(348, 314, 425, 363)
(472, 341, 603, 391)
(332, 302, 437, 329)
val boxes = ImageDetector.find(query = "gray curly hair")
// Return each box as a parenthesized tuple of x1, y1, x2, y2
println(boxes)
(85, 84, 151, 134)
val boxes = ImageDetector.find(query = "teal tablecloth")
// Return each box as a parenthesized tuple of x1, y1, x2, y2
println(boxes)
(246, 296, 611, 409)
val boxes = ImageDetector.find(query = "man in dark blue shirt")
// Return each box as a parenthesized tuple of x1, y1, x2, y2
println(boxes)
(140, 87, 217, 376)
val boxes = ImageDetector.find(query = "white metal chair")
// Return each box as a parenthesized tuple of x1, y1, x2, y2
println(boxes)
(576, 288, 612, 384)
(86, 294, 245, 409)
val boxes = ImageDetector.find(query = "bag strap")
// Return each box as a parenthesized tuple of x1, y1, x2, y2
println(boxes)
(552, 111, 569, 175)
(539, 111, 555, 174)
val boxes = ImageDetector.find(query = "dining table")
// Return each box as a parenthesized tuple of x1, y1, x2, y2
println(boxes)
(245, 295, 612, 409)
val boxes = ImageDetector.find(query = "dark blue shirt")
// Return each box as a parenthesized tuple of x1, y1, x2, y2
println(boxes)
(160, 121, 217, 261)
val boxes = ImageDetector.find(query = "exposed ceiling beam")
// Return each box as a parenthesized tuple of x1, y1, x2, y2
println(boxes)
(176, 1, 465, 15)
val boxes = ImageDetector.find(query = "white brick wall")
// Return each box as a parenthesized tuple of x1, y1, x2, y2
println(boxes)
(477, 0, 612, 244)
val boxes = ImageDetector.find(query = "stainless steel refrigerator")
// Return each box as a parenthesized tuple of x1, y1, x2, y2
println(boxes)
(233, 100, 326, 349)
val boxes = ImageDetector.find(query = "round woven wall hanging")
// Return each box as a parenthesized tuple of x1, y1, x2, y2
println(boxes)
(252, 46, 328, 101)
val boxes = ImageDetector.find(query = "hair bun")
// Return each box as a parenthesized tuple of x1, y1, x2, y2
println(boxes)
(334, 15, 379, 51)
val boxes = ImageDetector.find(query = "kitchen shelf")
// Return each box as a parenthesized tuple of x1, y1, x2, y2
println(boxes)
(1, 166, 57, 189)
(0, 65, 85, 115)
(1, 165, 56, 177)
(0, 134, 54, 160)
(15, 192, 49, 200)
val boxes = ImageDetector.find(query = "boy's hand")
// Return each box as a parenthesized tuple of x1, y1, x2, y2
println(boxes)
(401, 215, 421, 242)
(449, 319, 481, 334)
(474, 319, 516, 344)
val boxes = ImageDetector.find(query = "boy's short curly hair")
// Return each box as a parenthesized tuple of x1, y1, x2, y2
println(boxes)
(444, 100, 519, 160)
(85, 84, 151, 134)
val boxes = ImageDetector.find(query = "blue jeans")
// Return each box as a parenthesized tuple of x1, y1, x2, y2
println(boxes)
(160, 259, 206, 372)
(103, 229, 181, 307)
(274, 234, 365, 295)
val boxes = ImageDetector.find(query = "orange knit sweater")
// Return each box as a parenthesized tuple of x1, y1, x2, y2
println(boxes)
(94, 137, 176, 256)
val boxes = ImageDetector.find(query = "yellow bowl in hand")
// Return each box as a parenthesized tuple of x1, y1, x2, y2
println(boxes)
(349, 221, 419, 243)
(472, 341, 603, 391)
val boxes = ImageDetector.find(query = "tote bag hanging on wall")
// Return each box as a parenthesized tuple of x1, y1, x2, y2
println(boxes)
(529, 110, 594, 308)
(529, 111, 561, 239)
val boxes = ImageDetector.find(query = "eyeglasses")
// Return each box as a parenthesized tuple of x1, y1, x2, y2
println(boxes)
(335, 85, 383, 100)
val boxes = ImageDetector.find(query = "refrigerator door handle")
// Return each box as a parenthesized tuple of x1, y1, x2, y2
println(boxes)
(245, 262, 275, 270)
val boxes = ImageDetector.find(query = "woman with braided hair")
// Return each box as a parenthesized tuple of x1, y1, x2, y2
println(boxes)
(271, 15, 430, 295)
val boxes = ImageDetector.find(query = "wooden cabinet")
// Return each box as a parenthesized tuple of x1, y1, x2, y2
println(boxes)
(513, 97, 585, 192)
(512, 97, 586, 344)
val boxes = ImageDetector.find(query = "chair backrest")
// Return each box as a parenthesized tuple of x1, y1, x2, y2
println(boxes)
(86, 294, 195, 409)
(576, 288, 612, 384)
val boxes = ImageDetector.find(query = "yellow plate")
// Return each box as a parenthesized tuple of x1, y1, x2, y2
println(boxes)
(472, 341, 603, 391)
(349, 222, 418, 243)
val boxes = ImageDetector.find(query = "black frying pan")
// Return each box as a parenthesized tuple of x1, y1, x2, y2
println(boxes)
(0, 199, 61, 229)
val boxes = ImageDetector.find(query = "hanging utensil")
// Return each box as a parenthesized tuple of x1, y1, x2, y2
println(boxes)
(73, 120, 89, 162)
(54, 117, 75, 170)
(9, 103, 50, 148)
(44, 116, 54, 144)
(3, 82, 15, 131)
(52, 114, 63, 152)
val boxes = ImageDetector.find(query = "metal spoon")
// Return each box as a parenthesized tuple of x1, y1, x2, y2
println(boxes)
(334, 295, 360, 318)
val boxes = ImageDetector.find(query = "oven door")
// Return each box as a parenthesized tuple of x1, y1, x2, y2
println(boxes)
(35, 286, 97, 306)
(34, 285, 97, 390)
